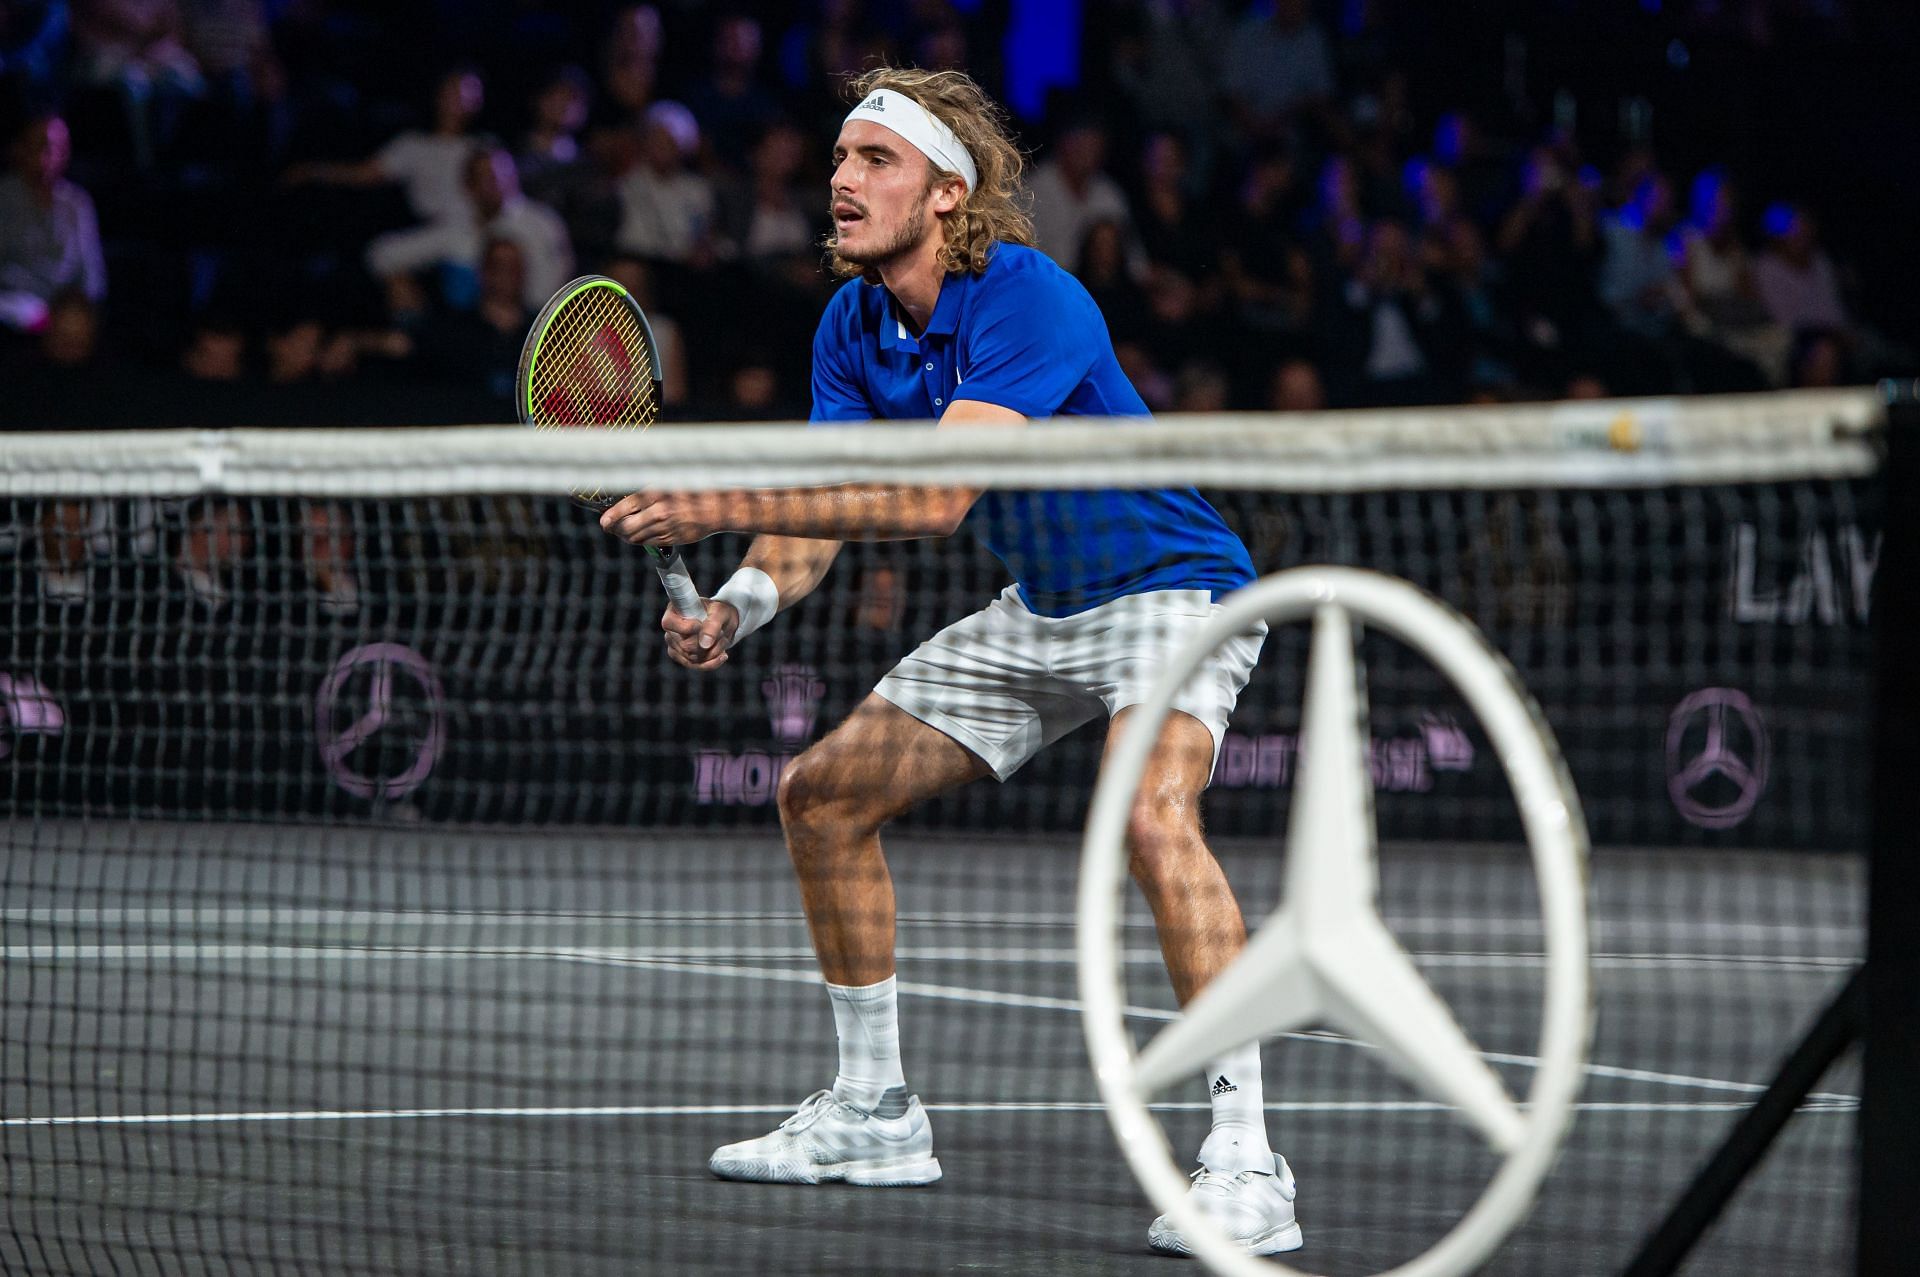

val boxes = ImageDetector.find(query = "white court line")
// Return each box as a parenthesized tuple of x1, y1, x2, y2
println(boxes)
(0, 941, 1859, 1103)
(0, 1097, 1857, 1129)
(0, 908, 1863, 944)
(561, 953, 1860, 1104)
(0, 943, 1856, 975)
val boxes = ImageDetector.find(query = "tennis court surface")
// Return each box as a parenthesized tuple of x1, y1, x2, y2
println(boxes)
(3, 824, 1859, 1276)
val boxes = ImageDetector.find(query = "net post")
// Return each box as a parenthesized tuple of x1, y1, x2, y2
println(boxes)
(1621, 969, 1865, 1277)
(1860, 378, 1920, 1275)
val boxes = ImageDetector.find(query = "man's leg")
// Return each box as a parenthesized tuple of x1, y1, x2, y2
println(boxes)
(778, 693, 990, 987)
(1106, 707, 1300, 1254)
(708, 694, 987, 1186)
(779, 693, 989, 1108)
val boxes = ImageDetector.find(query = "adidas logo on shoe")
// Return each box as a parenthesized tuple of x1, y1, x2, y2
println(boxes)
(1211, 1075, 1237, 1096)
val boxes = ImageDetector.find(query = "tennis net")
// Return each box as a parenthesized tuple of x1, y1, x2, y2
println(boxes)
(0, 389, 1885, 1276)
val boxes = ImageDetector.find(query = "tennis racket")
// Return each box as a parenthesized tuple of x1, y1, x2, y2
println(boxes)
(517, 274, 706, 619)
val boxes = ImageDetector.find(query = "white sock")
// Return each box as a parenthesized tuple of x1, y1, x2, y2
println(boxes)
(825, 976, 908, 1116)
(1198, 1040, 1277, 1174)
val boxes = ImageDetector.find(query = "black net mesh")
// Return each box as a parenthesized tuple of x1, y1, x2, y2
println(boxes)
(0, 397, 1878, 1275)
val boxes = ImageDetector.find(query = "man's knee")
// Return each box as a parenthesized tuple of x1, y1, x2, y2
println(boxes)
(1126, 797, 1208, 886)
(777, 745, 886, 844)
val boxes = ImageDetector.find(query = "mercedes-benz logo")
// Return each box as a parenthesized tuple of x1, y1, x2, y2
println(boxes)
(1666, 687, 1769, 831)
(314, 642, 445, 801)
(1078, 568, 1591, 1277)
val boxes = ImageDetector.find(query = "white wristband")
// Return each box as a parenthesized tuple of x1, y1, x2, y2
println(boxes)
(712, 566, 779, 643)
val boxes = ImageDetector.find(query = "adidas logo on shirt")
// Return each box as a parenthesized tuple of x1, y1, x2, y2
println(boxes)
(1211, 1075, 1237, 1096)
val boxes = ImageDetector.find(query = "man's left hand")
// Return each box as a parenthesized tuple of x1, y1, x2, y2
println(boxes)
(599, 490, 730, 546)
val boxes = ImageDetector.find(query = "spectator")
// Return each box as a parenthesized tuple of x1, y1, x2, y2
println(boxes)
(1133, 132, 1214, 284)
(299, 500, 357, 617)
(687, 13, 778, 165)
(1337, 218, 1447, 404)
(71, 0, 199, 87)
(180, 311, 244, 381)
(1754, 203, 1849, 337)
(602, 256, 689, 407)
(723, 357, 786, 419)
(1173, 358, 1231, 412)
(1431, 220, 1519, 390)
(913, 16, 968, 73)
(1267, 357, 1326, 412)
(1430, 110, 1507, 227)
(0, 113, 107, 332)
(11, 291, 103, 480)
(1223, 0, 1335, 143)
(263, 315, 322, 384)
(366, 144, 572, 312)
(175, 497, 246, 610)
(40, 290, 101, 368)
(38, 494, 101, 603)
(1496, 144, 1600, 352)
(851, 562, 905, 633)
(1300, 154, 1366, 275)
(1027, 117, 1131, 273)
(716, 120, 817, 264)
(410, 236, 531, 402)
(179, 0, 268, 88)
(1108, 0, 1230, 163)
(516, 65, 591, 206)
(600, 4, 662, 120)
(1563, 372, 1609, 400)
(1222, 146, 1314, 333)
(1677, 169, 1787, 383)
(0, 1, 71, 91)
(517, 65, 612, 261)
(1076, 219, 1148, 343)
(68, 0, 205, 171)
(1407, 157, 1464, 249)
(1597, 171, 1683, 338)
(614, 101, 717, 267)
(1114, 340, 1174, 412)
(1789, 328, 1847, 389)
(777, 0, 867, 96)
(287, 66, 487, 224)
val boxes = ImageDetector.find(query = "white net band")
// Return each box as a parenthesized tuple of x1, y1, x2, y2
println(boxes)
(0, 389, 1883, 497)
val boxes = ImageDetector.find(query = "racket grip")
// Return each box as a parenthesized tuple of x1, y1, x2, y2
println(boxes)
(648, 547, 708, 620)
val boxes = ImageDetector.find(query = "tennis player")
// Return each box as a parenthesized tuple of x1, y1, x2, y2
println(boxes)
(601, 68, 1299, 1258)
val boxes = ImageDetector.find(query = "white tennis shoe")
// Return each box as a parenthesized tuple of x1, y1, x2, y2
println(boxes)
(1147, 1155, 1303, 1257)
(708, 1089, 942, 1187)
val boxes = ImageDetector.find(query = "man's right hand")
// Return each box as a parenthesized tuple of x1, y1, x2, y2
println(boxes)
(662, 599, 740, 670)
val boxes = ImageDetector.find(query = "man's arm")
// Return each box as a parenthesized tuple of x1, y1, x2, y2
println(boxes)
(600, 400, 1026, 547)
(366, 219, 466, 282)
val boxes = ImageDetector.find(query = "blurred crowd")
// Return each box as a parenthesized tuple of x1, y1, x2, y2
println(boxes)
(0, 0, 1911, 428)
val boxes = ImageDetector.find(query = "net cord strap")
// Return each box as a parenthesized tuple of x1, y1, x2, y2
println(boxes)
(0, 389, 1884, 498)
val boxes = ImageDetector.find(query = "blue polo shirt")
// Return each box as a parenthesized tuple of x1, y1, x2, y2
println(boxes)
(810, 243, 1254, 617)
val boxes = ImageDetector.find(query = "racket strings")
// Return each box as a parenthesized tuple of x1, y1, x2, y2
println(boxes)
(526, 285, 661, 507)
(527, 290, 659, 434)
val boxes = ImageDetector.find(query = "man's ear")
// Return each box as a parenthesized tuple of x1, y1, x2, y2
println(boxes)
(932, 177, 966, 215)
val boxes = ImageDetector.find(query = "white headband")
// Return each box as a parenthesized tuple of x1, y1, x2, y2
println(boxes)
(843, 89, 978, 193)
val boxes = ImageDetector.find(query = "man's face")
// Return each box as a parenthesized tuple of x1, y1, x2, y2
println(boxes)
(12, 118, 70, 186)
(537, 81, 587, 134)
(481, 240, 526, 303)
(466, 149, 516, 215)
(830, 119, 956, 268)
(438, 73, 484, 127)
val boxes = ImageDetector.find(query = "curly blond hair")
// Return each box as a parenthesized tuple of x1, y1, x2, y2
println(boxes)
(826, 67, 1034, 281)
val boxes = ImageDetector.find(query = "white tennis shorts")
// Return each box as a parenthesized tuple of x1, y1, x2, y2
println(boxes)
(874, 585, 1266, 782)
